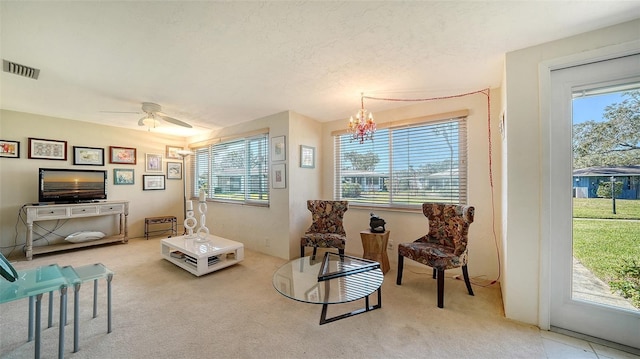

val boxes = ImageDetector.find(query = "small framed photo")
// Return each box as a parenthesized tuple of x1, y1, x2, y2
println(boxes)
(166, 145, 183, 160)
(28, 137, 67, 160)
(109, 146, 137, 164)
(143, 175, 166, 190)
(73, 146, 104, 166)
(300, 145, 315, 168)
(114, 168, 135, 185)
(272, 163, 286, 189)
(0, 140, 20, 158)
(145, 153, 163, 172)
(271, 135, 286, 162)
(167, 162, 182, 180)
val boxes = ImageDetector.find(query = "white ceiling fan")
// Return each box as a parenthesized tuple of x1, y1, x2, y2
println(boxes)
(138, 102, 192, 129)
(102, 102, 192, 129)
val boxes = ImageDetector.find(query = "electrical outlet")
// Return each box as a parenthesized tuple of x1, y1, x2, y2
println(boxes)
(388, 239, 394, 250)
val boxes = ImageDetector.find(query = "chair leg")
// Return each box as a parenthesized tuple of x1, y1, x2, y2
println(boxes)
(432, 268, 436, 279)
(338, 248, 344, 257)
(396, 254, 404, 285)
(437, 268, 445, 308)
(300, 246, 305, 258)
(462, 265, 474, 296)
(312, 247, 317, 259)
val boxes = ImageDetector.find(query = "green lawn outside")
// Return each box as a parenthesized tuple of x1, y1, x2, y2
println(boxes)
(573, 198, 640, 219)
(572, 198, 640, 308)
(573, 219, 640, 282)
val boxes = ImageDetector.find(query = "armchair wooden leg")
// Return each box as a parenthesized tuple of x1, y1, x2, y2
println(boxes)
(300, 246, 305, 258)
(437, 268, 445, 308)
(396, 254, 404, 285)
(432, 268, 436, 279)
(462, 265, 474, 296)
(338, 248, 344, 257)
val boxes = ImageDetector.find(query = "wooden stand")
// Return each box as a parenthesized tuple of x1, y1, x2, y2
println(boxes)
(360, 230, 390, 274)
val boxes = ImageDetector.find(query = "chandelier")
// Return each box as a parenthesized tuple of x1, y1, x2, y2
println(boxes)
(348, 93, 376, 143)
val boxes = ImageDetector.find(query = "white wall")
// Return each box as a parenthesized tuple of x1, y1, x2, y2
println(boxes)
(287, 111, 323, 258)
(503, 19, 640, 325)
(320, 90, 503, 280)
(0, 109, 187, 253)
(187, 111, 292, 259)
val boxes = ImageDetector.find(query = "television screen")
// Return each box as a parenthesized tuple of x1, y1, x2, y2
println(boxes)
(39, 168, 107, 203)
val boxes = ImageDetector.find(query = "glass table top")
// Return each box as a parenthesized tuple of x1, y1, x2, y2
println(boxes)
(273, 253, 383, 305)
(61, 263, 113, 285)
(0, 264, 68, 303)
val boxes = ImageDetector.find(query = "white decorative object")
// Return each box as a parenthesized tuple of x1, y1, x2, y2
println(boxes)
(65, 231, 106, 243)
(195, 194, 210, 242)
(184, 200, 197, 238)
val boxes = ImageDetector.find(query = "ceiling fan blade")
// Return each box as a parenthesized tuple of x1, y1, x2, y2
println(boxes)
(159, 115, 192, 128)
(138, 116, 148, 126)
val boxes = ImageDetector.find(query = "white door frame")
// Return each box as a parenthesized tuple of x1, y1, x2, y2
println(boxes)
(538, 40, 640, 337)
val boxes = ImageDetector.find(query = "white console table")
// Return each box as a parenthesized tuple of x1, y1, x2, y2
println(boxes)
(25, 201, 129, 260)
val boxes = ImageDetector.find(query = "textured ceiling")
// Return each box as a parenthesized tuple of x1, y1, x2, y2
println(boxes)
(1, 1, 639, 137)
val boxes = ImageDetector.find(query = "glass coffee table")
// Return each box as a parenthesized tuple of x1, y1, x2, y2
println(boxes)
(272, 253, 383, 325)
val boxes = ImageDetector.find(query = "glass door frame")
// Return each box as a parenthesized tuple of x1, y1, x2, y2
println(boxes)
(539, 43, 640, 349)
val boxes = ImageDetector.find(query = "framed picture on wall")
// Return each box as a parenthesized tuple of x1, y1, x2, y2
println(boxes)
(300, 145, 315, 168)
(143, 175, 165, 190)
(272, 163, 286, 189)
(145, 153, 163, 172)
(114, 168, 135, 185)
(73, 146, 104, 166)
(28, 137, 67, 160)
(271, 136, 286, 161)
(109, 146, 137, 164)
(0, 140, 20, 158)
(166, 145, 183, 160)
(167, 162, 182, 179)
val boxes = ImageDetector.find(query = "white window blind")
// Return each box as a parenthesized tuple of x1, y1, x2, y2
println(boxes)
(190, 132, 269, 205)
(334, 116, 467, 208)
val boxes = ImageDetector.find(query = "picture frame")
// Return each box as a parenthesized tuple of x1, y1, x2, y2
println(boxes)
(166, 145, 183, 160)
(109, 146, 137, 164)
(300, 145, 315, 168)
(113, 168, 135, 185)
(145, 153, 163, 172)
(167, 162, 182, 180)
(73, 146, 104, 166)
(143, 175, 166, 190)
(271, 135, 286, 161)
(28, 137, 67, 160)
(0, 140, 20, 159)
(272, 163, 286, 189)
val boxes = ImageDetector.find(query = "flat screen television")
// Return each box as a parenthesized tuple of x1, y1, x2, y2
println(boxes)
(39, 168, 107, 204)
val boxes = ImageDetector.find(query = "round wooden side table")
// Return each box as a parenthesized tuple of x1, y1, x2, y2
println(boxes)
(360, 230, 390, 274)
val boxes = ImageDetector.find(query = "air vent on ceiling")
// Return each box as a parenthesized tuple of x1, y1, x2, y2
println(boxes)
(3, 59, 40, 80)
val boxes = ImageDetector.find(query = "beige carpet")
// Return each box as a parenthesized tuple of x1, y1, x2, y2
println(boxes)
(1, 238, 545, 358)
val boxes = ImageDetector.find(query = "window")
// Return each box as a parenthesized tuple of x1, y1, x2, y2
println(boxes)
(192, 132, 269, 205)
(334, 114, 467, 208)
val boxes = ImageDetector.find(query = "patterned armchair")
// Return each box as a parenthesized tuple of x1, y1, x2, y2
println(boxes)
(396, 203, 475, 308)
(300, 200, 348, 258)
